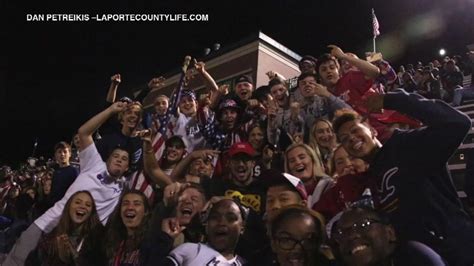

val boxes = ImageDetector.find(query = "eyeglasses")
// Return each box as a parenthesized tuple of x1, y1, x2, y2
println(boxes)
(333, 219, 383, 242)
(274, 234, 318, 250)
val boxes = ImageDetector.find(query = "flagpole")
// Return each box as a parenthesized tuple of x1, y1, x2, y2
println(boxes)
(373, 37, 376, 53)
(371, 8, 379, 53)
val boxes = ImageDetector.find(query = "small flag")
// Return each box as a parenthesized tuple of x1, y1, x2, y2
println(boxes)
(372, 8, 380, 37)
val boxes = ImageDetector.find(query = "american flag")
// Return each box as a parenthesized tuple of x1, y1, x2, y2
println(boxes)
(129, 130, 167, 203)
(372, 8, 380, 38)
(129, 56, 191, 203)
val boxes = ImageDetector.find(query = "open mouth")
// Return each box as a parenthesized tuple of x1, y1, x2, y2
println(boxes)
(180, 206, 193, 217)
(351, 244, 368, 255)
(75, 209, 87, 218)
(124, 210, 137, 219)
(286, 253, 305, 266)
(352, 141, 363, 151)
(294, 165, 306, 173)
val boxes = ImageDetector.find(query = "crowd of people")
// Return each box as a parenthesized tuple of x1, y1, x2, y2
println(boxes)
(0, 45, 473, 266)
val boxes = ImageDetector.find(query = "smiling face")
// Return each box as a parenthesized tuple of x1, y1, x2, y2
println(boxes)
(106, 149, 130, 179)
(313, 120, 336, 150)
(165, 143, 185, 164)
(318, 60, 340, 87)
(176, 187, 206, 226)
(229, 154, 255, 186)
(235, 82, 253, 101)
(120, 104, 142, 129)
(220, 108, 238, 130)
(286, 147, 314, 183)
(206, 200, 244, 255)
(120, 193, 147, 235)
(337, 120, 378, 160)
(179, 95, 197, 117)
(154, 96, 169, 115)
(336, 209, 396, 266)
(270, 84, 288, 106)
(248, 126, 265, 151)
(298, 76, 317, 98)
(271, 213, 319, 266)
(189, 158, 213, 178)
(69, 192, 93, 225)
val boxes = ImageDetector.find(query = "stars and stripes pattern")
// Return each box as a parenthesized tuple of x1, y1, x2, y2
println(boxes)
(129, 60, 190, 203)
(372, 8, 380, 38)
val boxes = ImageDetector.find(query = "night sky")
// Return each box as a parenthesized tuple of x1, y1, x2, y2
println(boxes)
(2, 0, 473, 165)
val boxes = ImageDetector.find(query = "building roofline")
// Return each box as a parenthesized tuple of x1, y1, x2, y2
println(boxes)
(133, 32, 301, 93)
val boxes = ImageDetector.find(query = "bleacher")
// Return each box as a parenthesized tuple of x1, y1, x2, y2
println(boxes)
(448, 74, 472, 199)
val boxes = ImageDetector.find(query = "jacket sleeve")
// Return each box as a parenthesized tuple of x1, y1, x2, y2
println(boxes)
(383, 89, 471, 165)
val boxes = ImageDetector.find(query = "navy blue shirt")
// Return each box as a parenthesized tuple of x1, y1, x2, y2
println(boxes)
(50, 165, 79, 204)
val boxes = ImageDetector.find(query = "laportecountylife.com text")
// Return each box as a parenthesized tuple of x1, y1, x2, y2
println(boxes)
(26, 13, 210, 22)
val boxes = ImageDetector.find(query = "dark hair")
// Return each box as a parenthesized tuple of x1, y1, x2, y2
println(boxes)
(105, 190, 151, 259)
(332, 110, 363, 136)
(253, 85, 271, 102)
(178, 183, 209, 201)
(297, 72, 319, 82)
(299, 55, 318, 68)
(54, 141, 71, 152)
(316, 53, 340, 74)
(50, 190, 102, 263)
(269, 205, 326, 246)
(109, 145, 132, 167)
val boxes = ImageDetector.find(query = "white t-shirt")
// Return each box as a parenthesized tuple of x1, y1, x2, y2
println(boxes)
(167, 243, 244, 266)
(173, 113, 206, 153)
(35, 144, 124, 233)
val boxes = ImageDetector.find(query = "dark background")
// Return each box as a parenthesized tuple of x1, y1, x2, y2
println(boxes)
(2, 0, 473, 165)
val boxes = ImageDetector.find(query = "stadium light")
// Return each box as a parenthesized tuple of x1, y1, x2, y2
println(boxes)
(439, 48, 446, 56)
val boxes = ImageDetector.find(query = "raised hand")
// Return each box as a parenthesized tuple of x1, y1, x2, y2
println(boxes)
(313, 82, 331, 98)
(163, 182, 189, 207)
(147, 77, 166, 89)
(161, 217, 186, 238)
(111, 74, 121, 85)
(266, 71, 277, 80)
(194, 60, 206, 73)
(109, 101, 128, 113)
(328, 45, 346, 59)
(190, 149, 220, 160)
(247, 99, 260, 109)
(217, 84, 229, 95)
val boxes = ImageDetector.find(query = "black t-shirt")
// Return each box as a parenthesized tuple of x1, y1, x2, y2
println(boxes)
(206, 177, 267, 262)
(392, 241, 446, 266)
(50, 165, 79, 204)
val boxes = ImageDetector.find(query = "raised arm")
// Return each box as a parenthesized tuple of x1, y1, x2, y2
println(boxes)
(106, 74, 121, 103)
(329, 45, 380, 79)
(77, 101, 127, 151)
(170, 149, 219, 181)
(140, 130, 173, 187)
(367, 89, 471, 164)
(195, 61, 219, 92)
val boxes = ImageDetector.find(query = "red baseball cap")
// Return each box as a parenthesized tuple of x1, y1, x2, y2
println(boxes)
(228, 142, 255, 157)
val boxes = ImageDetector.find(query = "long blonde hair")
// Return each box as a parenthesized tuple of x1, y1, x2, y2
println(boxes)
(284, 143, 328, 179)
(308, 119, 335, 169)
